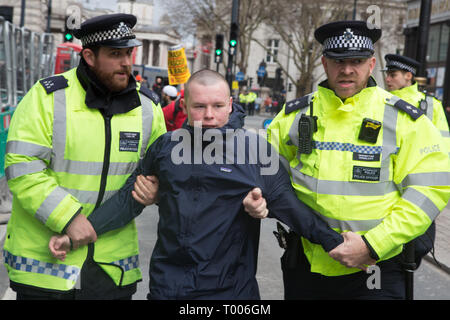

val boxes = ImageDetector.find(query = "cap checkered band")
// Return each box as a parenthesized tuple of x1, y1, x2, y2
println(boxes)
(386, 60, 417, 75)
(3, 250, 80, 282)
(81, 22, 134, 46)
(323, 28, 374, 52)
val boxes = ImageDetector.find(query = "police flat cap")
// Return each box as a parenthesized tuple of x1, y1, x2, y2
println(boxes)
(73, 13, 141, 48)
(314, 20, 382, 59)
(383, 54, 420, 75)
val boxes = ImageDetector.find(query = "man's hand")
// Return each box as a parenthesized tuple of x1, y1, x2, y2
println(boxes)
(65, 213, 97, 250)
(49, 235, 71, 261)
(328, 232, 376, 271)
(132, 175, 159, 206)
(243, 187, 269, 219)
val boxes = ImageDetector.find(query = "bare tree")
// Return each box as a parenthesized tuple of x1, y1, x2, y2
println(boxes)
(257, 0, 351, 97)
(161, 0, 270, 74)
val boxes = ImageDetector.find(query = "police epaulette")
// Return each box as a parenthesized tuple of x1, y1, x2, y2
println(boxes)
(139, 85, 160, 106)
(285, 94, 312, 115)
(39, 75, 69, 94)
(391, 98, 424, 121)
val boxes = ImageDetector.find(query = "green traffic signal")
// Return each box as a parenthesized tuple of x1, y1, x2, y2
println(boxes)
(216, 49, 222, 56)
(65, 33, 73, 41)
(230, 39, 237, 47)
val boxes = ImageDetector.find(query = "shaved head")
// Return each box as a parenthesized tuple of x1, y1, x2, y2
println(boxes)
(184, 69, 230, 104)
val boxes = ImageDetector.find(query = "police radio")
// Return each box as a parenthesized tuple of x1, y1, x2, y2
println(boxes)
(298, 99, 317, 154)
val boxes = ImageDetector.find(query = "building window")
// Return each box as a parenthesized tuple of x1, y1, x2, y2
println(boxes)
(427, 24, 440, 62)
(266, 39, 279, 64)
(439, 23, 449, 62)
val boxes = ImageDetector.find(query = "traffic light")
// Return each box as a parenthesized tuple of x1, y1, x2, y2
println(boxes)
(215, 34, 224, 63)
(229, 23, 238, 55)
(64, 16, 73, 42)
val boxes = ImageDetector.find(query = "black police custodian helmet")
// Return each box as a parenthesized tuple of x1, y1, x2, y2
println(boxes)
(314, 20, 381, 59)
(73, 13, 142, 48)
(383, 54, 420, 75)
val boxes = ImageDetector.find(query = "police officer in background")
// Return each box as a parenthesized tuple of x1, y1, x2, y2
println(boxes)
(249, 21, 450, 299)
(3, 13, 166, 300)
(383, 54, 449, 150)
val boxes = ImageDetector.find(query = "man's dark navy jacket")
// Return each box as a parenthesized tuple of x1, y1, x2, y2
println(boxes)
(88, 104, 343, 300)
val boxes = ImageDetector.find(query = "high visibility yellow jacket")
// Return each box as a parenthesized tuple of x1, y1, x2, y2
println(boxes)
(391, 82, 450, 155)
(246, 92, 257, 103)
(239, 93, 247, 104)
(3, 67, 166, 291)
(268, 78, 450, 276)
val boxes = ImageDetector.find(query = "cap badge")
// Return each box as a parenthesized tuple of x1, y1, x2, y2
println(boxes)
(343, 28, 354, 41)
(120, 23, 129, 34)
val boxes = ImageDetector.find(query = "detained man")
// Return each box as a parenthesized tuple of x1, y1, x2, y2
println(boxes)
(49, 69, 347, 300)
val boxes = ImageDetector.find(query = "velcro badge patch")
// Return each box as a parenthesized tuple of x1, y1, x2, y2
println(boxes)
(352, 166, 380, 181)
(119, 131, 140, 152)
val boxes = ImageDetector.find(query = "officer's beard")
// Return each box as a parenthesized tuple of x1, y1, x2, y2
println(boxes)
(92, 65, 131, 93)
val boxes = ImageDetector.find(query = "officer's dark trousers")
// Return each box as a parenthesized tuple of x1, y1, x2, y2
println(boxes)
(282, 247, 406, 300)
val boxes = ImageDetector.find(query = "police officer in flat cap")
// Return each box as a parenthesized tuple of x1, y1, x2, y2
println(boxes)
(251, 20, 450, 299)
(3, 13, 166, 300)
(383, 54, 449, 145)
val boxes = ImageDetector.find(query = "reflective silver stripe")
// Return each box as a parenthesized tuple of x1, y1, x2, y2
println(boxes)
(440, 130, 449, 138)
(62, 187, 118, 205)
(403, 187, 441, 221)
(290, 169, 397, 196)
(380, 96, 400, 181)
(287, 94, 313, 171)
(52, 159, 138, 176)
(139, 93, 154, 159)
(288, 94, 313, 149)
(318, 214, 383, 232)
(35, 187, 69, 224)
(425, 95, 434, 122)
(6, 140, 52, 160)
(3, 250, 80, 282)
(400, 172, 450, 189)
(51, 89, 67, 169)
(5, 160, 47, 180)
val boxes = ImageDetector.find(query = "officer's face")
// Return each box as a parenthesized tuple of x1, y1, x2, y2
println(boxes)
(181, 81, 232, 128)
(83, 47, 134, 92)
(322, 56, 376, 100)
(385, 70, 413, 91)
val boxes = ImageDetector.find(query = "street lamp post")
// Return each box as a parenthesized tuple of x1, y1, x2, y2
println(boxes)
(415, 0, 432, 91)
(46, 0, 52, 33)
(20, 0, 26, 27)
(226, 0, 239, 89)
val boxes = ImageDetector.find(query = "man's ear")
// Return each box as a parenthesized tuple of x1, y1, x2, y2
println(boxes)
(82, 48, 96, 68)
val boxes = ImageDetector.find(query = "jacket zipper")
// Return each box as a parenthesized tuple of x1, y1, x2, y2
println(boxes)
(95, 111, 112, 210)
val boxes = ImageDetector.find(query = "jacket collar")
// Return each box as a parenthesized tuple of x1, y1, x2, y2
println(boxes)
(76, 58, 140, 115)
